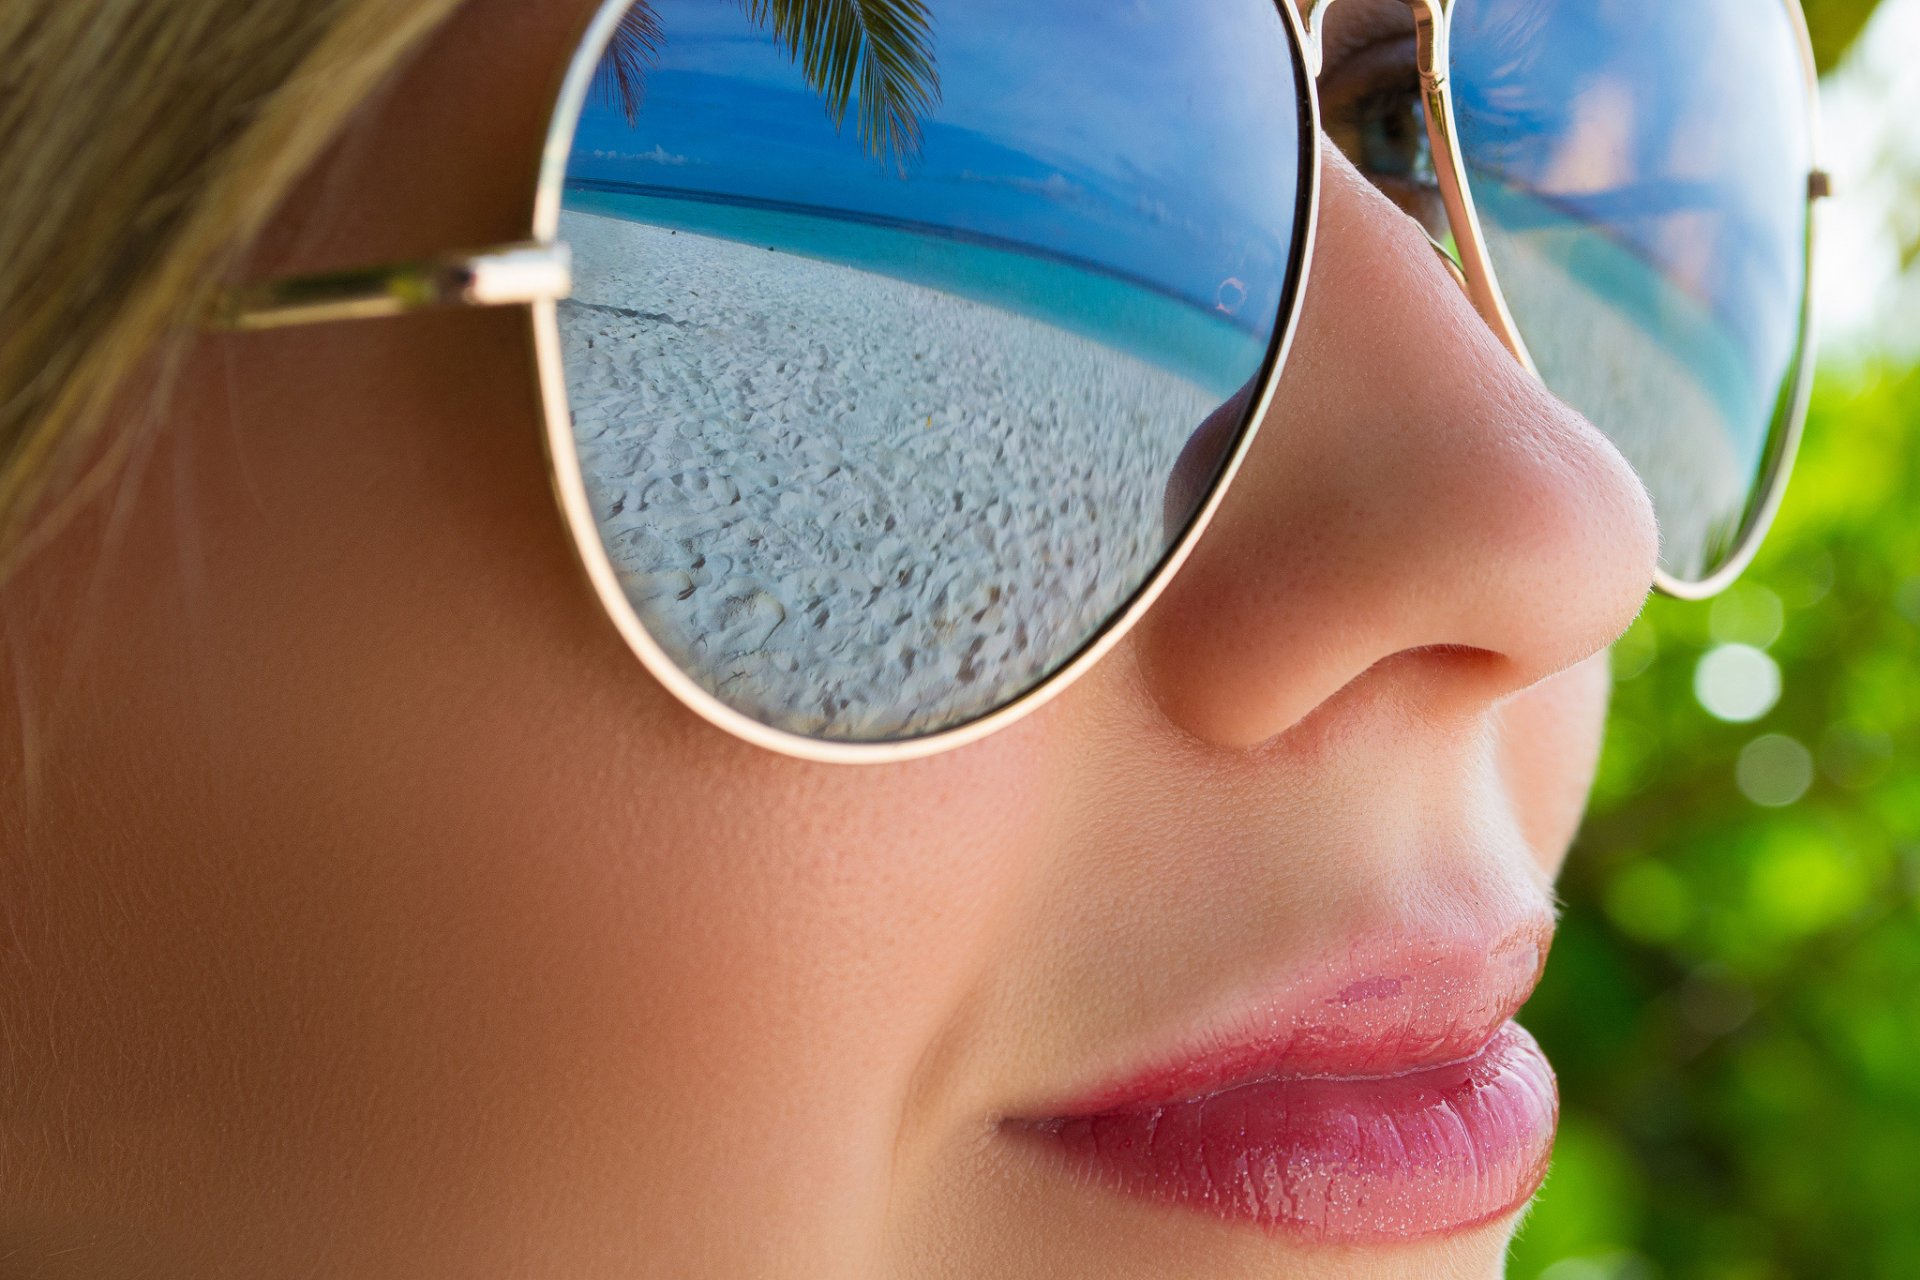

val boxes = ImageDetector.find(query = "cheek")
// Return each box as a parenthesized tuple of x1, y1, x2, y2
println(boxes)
(1495, 651, 1613, 877)
(0, 310, 1062, 1272)
(420, 709, 1058, 1266)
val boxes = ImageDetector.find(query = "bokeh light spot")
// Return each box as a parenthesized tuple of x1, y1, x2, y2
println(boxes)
(1819, 723, 1895, 789)
(1605, 859, 1693, 943)
(1694, 644, 1782, 722)
(1538, 1252, 1657, 1280)
(1748, 830, 1865, 938)
(1709, 584, 1785, 648)
(1737, 733, 1815, 807)
(1594, 719, 1658, 800)
(1895, 576, 1920, 625)
(1677, 969, 1757, 1036)
(1610, 620, 1660, 681)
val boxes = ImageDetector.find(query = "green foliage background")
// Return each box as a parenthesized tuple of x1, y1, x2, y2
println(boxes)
(1508, 8, 1919, 1273)
(1803, 0, 1885, 71)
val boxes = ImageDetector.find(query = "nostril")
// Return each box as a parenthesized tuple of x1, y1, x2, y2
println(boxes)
(1416, 642, 1508, 672)
(1357, 643, 1519, 720)
(1245, 643, 1519, 756)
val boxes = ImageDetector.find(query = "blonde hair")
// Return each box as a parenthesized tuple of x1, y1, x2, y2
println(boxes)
(0, 0, 466, 570)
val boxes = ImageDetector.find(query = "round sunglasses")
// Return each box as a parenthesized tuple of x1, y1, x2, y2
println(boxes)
(220, 0, 1828, 762)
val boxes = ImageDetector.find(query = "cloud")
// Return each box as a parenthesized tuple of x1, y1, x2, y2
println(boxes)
(591, 144, 693, 166)
(1134, 195, 1175, 226)
(956, 169, 1083, 202)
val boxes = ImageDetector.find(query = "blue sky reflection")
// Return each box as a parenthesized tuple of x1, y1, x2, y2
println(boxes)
(565, 0, 1303, 325)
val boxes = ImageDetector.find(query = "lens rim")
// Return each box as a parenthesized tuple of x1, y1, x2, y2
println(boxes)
(524, 0, 1323, 763)
(1412, 0, 1824, 598)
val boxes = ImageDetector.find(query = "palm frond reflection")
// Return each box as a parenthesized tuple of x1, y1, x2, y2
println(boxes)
(593, 0, 941, 167)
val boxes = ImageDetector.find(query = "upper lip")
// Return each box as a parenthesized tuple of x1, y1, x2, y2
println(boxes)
(1027, 913, 1555, 1117)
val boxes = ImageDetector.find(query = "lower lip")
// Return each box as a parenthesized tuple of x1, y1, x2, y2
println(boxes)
(1014, 1022, 1558, 1243)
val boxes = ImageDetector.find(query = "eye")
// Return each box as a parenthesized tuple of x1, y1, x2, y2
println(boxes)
(1350, 79, 1433, 186)
(1318, 34, 1449, 241)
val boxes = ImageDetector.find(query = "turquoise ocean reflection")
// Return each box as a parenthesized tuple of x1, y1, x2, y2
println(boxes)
(563, 182, 1269, 403)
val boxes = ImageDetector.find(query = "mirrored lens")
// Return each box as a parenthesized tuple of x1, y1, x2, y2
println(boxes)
(556, 0, 1306, 742)
(1449, 0, 1816, 582)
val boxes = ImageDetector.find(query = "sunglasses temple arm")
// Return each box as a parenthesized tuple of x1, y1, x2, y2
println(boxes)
(209, 241, 572, 332)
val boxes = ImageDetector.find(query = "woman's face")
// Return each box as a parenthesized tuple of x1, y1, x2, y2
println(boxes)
(0, 0, 1656, 1275)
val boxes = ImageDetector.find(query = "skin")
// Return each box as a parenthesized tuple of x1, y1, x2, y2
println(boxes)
(0, 0, 1657, 1275)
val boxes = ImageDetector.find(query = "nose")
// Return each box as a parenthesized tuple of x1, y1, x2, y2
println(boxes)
(1134, 148, 1659, 749)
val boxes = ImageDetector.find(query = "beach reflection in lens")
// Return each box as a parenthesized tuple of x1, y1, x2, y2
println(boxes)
(556, 0, 1302, 741)
(1450, 0, 1814, 582)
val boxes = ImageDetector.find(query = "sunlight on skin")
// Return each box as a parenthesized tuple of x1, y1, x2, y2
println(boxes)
(0, 1, 1659, 1275)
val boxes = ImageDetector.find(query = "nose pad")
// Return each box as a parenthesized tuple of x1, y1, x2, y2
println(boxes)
(1426, 231, 1469, 295)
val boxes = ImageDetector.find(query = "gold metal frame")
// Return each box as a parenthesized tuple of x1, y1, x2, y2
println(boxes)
(215, 241, 573, 330)
(521, 0, 1319, 763)
(215, 0, 1826, 761)
(1308, 0, 1827, 600)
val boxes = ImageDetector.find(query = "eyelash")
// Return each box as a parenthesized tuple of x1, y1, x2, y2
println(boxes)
(1317, 37, 1447, 235)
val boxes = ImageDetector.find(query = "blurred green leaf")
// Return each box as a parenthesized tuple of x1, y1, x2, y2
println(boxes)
(1517, 355, 1920, 1279)
(1802, 0, 1885, 70)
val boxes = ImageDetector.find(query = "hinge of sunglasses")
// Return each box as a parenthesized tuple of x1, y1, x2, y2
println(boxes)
(210, 240, 573, 332)
(1809, 169, 1834, 201)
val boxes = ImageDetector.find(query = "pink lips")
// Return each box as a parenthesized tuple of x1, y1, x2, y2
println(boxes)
(1010, 924, 1560, 1243)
